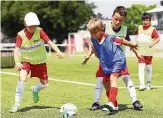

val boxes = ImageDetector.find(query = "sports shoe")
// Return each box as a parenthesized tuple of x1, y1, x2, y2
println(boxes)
(146, 81, 152, 90)
(89, 102, 100, 110)
(133, 100, 143, 110)
(139, 85, 146, 91)
(102, 106, 119, 111)
(104, 102, 116, 112)
(9, 104, 20, 113)
(31, 86, 39, 103)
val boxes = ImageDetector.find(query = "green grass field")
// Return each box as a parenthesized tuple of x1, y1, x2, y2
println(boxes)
(1, 54, 163, 118)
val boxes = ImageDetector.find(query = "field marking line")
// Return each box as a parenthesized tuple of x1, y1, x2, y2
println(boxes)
(1, 71, 163, 88)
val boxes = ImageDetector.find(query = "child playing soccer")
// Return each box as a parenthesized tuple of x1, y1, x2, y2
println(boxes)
(83, 6, 143, 111)
(137, 12, 160, 90)
(87, 18, 139, 112)
(9, 12, 64, 113)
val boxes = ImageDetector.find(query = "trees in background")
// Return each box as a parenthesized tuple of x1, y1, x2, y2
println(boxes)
(1, 1, 96, 43)
(125, 4, 156, 35)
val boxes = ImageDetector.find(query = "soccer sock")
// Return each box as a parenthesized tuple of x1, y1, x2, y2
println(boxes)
(33, 82, 49, 92)
(114, 100, 118, 107)
(15, 80, 26, 105)
(146, 64, 152, 83)
(94, 77, 103, 103)
(106, 87, 118, 107)
(122, 75, 137, 103)
(138, 63, 145, 87)
(109, 87, 118, 104)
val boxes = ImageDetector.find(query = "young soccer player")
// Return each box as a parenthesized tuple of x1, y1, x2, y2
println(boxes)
(87, 18, 139, 112)
(137, 12, 160, 90)
(9, 12, 64, 113)
(83, 6, 143, 111)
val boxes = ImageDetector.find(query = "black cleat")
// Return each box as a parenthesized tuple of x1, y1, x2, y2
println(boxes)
(89, 102, 100, 110)
(133, 100, 143, 110)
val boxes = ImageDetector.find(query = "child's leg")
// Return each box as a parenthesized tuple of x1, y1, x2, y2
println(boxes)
(104, 81, 118, 108)
(33, 79, 49, 92)
(9, 70, 28, 112)
(93, 64, 104, 104)
(90, 64, 104, 110)
(94, 77, 103, 103)
(103, 74, 118, 112)
(109, 73, 118, 105)
(138, 63, 145, 89)
(121, 66, 137, 103)
(146, 64, 152, 82)
(30, 63, 49, 103)
(15, 70, 28, 105)
(31, 79, 49, 103)
(122, 75, 137, 103)
(145, 56, 153, 89)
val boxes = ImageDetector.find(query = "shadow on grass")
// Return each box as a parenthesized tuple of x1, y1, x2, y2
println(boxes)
(100, 104, 129, 111)
(101, 104, 129, 115)
(18, 105, 60, 112)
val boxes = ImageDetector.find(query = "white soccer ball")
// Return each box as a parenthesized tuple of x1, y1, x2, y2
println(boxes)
(60, 103, 77, 118)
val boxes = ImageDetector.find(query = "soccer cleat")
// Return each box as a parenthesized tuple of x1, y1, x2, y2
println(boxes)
(104, 102, 116, 112)
(133, 100, 143, 110)
(139, 85, 146, 91)
(102, 106, 119, 111)
(146, 81, 152, 90)
(89, 102, 100, 110)
(9, 104, 20, 113)
(31, 86, 39, 103)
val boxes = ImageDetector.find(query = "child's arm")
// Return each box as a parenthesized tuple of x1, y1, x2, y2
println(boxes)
(131, 48, 143, 59)
(121, 38, 139, 49)
(14, 47, 23, 70)
(82, 40, 98, 65)
(47, 40, 64, 58)
(149, 38, 160, 48)
(121, 39, 144, 59)
(82, 47, 94, 65)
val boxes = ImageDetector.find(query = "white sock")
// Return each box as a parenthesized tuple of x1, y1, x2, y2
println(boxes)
(122, 75, 137, 103)
(138, 63, 145, 87)
(33, 82, 49, 92)
(94, 77, 103, 103)
(146, 64, 152, 83)
(15, 80, 26, 105)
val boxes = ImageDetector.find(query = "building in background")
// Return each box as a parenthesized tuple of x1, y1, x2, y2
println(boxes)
(147, 6, 163, 34)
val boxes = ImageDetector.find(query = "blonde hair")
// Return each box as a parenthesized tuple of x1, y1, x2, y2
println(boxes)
(87, 18, 103, 33)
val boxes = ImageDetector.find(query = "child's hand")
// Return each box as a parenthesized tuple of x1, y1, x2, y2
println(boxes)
(56, 52, 64, 58)
(133, 43, 140, 49)
(149, 44, 153, 48)
(136, 53, 144, 60)
(15, 62, 23, 71)
(82, 55, 90, 65)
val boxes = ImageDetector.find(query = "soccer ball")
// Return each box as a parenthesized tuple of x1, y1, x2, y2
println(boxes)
(60, 103, 77, 118)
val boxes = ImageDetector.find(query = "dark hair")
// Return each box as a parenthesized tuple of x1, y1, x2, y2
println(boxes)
(142, 12, 151, 20)
(112, 6, 127, 17)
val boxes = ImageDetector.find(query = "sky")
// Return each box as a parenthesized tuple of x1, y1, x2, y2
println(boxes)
(87, 0, 161, 19)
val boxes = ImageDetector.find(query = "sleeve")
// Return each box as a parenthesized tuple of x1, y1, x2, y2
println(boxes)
(40, 29, 50, 43)
(113, 37, 123, 45)
(125, 29, 131, 41)
(152, 28, 159, 39)
(15, 34, 22, 48)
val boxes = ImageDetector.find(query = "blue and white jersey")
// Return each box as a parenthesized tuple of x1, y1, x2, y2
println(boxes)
(91, 35, 126, 75)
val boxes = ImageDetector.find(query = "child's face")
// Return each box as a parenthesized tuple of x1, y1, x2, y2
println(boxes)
(112, 13, 125, 29)
(26, 25, 37, 33)
(24, 21, 37, 33)
(143, 19, 151, 27)
(90, 30, 103, 40)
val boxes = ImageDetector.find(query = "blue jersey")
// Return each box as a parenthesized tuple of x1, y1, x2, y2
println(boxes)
(91, 35, 126, 75)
